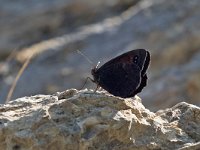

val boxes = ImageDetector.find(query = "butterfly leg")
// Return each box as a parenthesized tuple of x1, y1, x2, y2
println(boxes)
(79, 77, 95, 90)
(94, 84, 100, 93)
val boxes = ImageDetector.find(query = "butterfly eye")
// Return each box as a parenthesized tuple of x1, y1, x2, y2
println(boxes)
(133, 55, 139, 63)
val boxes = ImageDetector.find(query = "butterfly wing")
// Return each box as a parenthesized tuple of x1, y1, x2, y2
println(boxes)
(141, 51, 150, 76)
(100, 49, 148, 71)
(92, 49, 150, 98)
(94, 62, 141, 98)
(128, 74, 147, 97)
(129, 51, 150, 96)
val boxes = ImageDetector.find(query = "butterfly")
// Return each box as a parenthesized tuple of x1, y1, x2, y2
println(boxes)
(90, 49, 150, 98)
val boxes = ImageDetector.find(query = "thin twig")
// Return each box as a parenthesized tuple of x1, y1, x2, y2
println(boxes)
(5, 56, 32, 103)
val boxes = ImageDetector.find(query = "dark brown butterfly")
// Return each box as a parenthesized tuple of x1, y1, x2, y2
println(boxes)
(91, 49, 150, 98)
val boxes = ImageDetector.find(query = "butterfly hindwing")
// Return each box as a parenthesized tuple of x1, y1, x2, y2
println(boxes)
(94, 62, 141, 98)
(128, 74, 147, 97)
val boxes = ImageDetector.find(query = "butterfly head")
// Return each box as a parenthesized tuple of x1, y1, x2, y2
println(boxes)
(91, 61, 100, 81)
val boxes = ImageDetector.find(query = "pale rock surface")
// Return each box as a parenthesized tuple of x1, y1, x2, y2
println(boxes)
(0, 0, 200, 111)
(0, 89, 199, 150)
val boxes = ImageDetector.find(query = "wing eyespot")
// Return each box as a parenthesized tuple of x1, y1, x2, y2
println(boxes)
(133, 55, 139, 63)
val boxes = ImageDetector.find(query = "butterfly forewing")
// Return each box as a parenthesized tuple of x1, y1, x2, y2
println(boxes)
(99, 49, 147, 71)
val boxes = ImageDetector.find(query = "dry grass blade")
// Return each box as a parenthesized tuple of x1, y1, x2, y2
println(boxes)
(5, 56, 32, 103)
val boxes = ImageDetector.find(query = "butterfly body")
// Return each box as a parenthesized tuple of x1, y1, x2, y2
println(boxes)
(91, 49, 150, 98)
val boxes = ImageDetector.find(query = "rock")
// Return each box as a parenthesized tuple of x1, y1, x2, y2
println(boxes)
(0, 89, 199, 150)
(0, 0, 200, 112)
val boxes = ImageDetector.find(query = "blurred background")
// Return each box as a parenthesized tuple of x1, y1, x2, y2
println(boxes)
(0, 0, 200, 111)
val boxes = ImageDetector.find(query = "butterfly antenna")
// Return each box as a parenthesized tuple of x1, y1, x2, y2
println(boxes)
(77, 50, 93, 65)
(77, 50, 101, 90)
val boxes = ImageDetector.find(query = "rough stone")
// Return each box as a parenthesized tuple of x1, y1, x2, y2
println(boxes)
(0, 89, 199, 150)
(1, 0, 200, 112)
